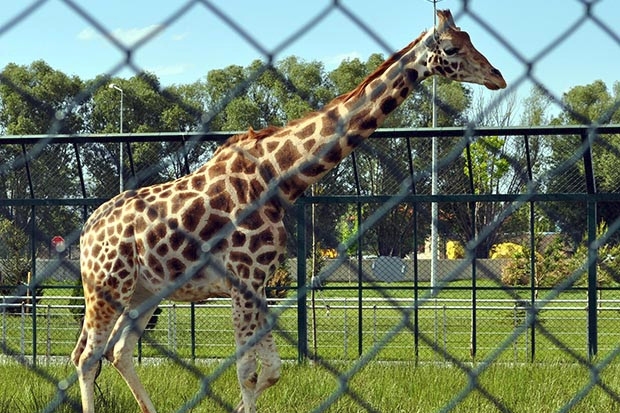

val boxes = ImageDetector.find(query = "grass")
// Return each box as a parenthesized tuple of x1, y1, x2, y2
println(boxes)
(2, 359, 620, 412)
(4, 280, 620, 411)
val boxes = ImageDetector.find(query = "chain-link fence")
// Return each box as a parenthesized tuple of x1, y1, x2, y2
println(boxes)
(2, 1, 620, 412)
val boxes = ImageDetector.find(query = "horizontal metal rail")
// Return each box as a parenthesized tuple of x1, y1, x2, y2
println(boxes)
(2, 124, 619, 144)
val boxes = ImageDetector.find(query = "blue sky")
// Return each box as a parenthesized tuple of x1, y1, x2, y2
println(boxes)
(2, 0, 619, 119)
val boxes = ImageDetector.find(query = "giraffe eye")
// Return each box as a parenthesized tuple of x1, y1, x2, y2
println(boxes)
(445, 47, 460, 56)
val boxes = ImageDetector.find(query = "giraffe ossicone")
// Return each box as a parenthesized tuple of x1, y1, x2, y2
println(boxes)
(72, 9, 505, 413)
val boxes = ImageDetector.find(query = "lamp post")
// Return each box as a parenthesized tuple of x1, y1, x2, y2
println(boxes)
(426, 0, 442, 295)
(108, 83, 124, 192)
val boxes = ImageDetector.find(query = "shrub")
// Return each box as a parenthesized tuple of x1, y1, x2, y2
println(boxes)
(500, 236, 572, 297)
(569, 222, 620, 287)
(446, 240, 465, 259)
(489, 242, 523, 259)
(267, 259, 292, 302)
(336, 207, 359, 257)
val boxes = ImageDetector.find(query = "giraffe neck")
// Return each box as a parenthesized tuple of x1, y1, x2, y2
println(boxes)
(276, 30, 435, 201)
(212, 29, 436, 204)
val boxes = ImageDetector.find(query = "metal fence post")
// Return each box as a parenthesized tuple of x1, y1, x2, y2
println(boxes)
(190, 302, 196, 363)
(1, 297, 5, 346)
(344, 298, 348, 358)
(524, 134, 537, 362)
(20, 303, 25, 358)
(587, 200, 598, 359)
(582, 131, 598, 359)
(296, 202, 308, 362)
(172, 303, 177, 352)
(46, 304, 51, 364)
(465, 142, 477, 361)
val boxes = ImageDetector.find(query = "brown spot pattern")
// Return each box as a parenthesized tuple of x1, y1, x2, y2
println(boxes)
(182, 198, 206, 232)
(274, 140, 301, 172)
(295, 122, 316, 139)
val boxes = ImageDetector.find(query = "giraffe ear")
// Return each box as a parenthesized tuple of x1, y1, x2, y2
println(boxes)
(436, 9, 460, 32)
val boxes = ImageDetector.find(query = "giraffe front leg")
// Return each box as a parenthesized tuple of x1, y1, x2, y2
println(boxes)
(231, 285, 265, 413)
(234, 350, 258, 413)
(254, 331, 281, 397)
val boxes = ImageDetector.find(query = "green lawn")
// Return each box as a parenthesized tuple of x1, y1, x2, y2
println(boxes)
(3, 280, 620, 411)
(2, 359, 620, 412)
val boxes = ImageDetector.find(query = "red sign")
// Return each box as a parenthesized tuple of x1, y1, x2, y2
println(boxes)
(51, 236, 65, 252)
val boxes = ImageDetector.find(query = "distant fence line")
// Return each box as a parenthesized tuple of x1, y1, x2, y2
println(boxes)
(5, 294, 620, 367)
(9, 257, 508, 284)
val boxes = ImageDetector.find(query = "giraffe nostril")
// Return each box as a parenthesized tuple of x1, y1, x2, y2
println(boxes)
(491, 68, 502, 77)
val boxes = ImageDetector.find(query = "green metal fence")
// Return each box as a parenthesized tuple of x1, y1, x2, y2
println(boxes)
(2, 125, 620, 367)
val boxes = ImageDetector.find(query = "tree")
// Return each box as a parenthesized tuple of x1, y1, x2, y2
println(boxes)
(0, 60, 86, 255)
(0, 217, 30, 286)
(83, 72, 208, 197)
(544, 80, 620, 245)
(160, 82, 210, 179)
(436, 87, 557, 258)
(556, 80, 620, 125)
(0, 60, 85, 135)
(521, 85, 553, 126)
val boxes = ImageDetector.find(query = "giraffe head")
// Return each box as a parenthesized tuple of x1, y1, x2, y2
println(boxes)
(426, 10, 506, 90)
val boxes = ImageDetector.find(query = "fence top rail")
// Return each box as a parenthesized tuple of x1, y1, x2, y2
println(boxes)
(1, 125, 619, 145)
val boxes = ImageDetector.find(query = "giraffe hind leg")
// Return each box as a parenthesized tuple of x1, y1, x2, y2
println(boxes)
(72, 297, 124, 413)
(233, 327, 282, 413)
(254, 331, 281, 396)
(107, 302, 159, 413)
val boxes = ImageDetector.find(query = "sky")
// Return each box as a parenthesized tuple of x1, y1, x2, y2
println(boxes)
(2, 0, 619, 121)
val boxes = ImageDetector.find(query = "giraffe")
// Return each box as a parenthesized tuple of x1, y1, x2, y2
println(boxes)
(71, 9, 505, 413)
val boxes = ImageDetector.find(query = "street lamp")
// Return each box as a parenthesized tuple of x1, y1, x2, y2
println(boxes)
(426, 0, 442, 295)
(108, 83, 124, 192)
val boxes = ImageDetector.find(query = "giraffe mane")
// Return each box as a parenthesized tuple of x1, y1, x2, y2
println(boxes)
(213, 30, 430, 153)
(332, 30, 428, 105)
(213, 125, 282, 155)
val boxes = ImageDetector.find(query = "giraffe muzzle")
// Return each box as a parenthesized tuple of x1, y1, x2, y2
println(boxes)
(485, 68, 507, 90)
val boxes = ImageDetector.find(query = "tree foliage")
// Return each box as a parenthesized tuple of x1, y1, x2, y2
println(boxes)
(0, 60, 84, 135)
(0, 217, 30, 284)
(544, 80, 620, 245)
(1, 56, 615, 262)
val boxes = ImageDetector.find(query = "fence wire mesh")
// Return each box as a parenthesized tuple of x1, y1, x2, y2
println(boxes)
(1, 1, 620, 412)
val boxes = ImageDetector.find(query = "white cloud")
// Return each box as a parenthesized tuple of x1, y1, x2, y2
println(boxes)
(149, 63, 193, 77)
(77, 27, 97, 41)
(77, 24, 163, 47)
(112, 24, 162, 46)
(322, 51, 363, 70)
(172, 32, 189, 42)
